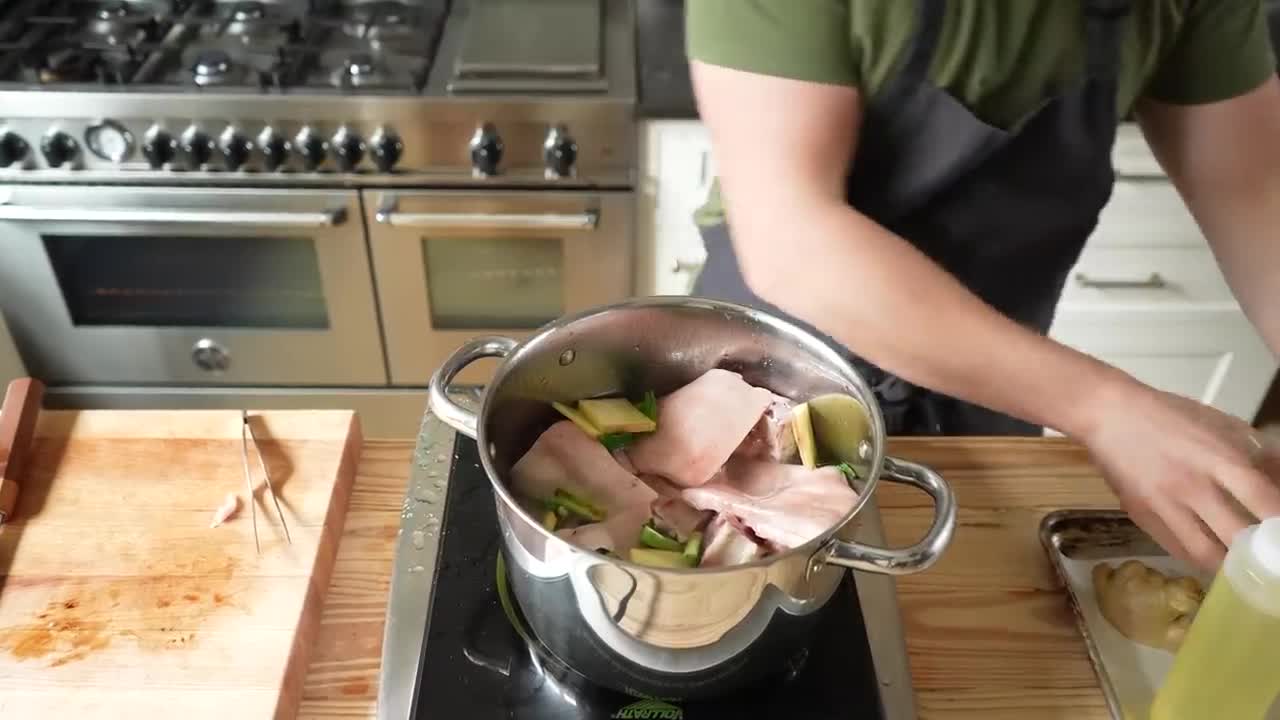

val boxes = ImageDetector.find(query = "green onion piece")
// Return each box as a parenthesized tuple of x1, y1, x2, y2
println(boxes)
(541, 509, 558, 531)
(552, 488, 607, 522)
(639, 524, 684, 552)
(554, 504, 571, 519)
(599, 432, 635, 451)
(836, 462, 860, 482)
(629, 547, 694, 569)
(682, 530, 704, 567)
(635, 390, 659, 422)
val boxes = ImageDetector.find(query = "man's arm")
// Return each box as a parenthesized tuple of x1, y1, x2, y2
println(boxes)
(690, 60, 1125, 437)
(1137, 76, 1280, 354)
(692, 60, 1280, 569)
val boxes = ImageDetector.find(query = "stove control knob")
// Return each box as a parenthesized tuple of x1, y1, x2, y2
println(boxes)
(141, 127, 176, 169)
(469, 123, 503, 177)
(331, 127, 364, 172)
(220, 128, 252, 171)
(0, 131, 29, 168)
(543, 125, 578, 178)
(369, 127, 403, 172)
(258, 128, 289, 172)
(295, 128, 327, 171)
(180, 127, 212, 169)
(41, 130, 79, 168)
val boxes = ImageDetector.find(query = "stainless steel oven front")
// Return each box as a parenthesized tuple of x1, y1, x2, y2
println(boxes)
(0, 185, 386, 386)
(366, 189, 634, 385)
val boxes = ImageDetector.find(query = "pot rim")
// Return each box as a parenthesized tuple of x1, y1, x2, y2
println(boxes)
(473, 295, 890, 575)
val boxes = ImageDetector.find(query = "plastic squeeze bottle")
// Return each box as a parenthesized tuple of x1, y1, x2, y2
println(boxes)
(1150, 517, 1280, 720)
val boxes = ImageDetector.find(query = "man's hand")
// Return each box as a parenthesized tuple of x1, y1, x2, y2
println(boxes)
(1082, 382, 1280, 571)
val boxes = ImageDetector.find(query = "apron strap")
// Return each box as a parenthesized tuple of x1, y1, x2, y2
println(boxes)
(897, 0, 946, 87)
(1084, 0, 1132, 80)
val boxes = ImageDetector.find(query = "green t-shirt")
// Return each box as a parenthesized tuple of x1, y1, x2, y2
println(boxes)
(687, 0, 1277, 225)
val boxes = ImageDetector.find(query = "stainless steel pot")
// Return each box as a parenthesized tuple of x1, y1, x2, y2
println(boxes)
(428, 296, 956, 699)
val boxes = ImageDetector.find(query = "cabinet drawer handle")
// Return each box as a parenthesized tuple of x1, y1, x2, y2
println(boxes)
(673, 256, 706, 273)
(1074, 272, 1167, 290)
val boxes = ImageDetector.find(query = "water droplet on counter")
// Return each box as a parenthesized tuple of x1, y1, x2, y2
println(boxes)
(435, 454, 446, 463)
(426, 470, 439, 478)
(411, 488, 441, 505)
(409, 565, 425, 574)
(411, 530, 426, 549)
(559, 349, 576, 366)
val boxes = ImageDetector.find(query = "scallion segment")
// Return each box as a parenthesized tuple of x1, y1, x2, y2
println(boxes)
(639, 524, 684, 552)
(682, 530, 704, 567)
(550, 488, 607, 522)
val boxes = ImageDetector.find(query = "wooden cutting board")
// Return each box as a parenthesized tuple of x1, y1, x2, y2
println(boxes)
(0, 410, 362, 719)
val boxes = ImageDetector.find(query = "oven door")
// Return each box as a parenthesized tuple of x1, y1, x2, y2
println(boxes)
(366, 190, 634, 385)
(0, 185, 386, 386)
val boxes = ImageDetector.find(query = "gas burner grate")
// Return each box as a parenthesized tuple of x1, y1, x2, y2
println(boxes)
(0, 0, 452, 91)
(0, 0, 190, 84)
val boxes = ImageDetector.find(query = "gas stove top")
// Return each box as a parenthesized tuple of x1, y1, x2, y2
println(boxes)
(0, 0, 635, 187)
(380, 414, 920, 720)
(0, 0, 449, 91)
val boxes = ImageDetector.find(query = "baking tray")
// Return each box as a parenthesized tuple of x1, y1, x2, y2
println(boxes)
(1040, 510, 1212, 720)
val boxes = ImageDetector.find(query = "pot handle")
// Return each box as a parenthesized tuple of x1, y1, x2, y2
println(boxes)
(427, 335, 519, 439)
(821, 456, 957, 575)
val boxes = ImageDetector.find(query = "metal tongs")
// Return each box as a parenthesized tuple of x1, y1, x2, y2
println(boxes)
(240, 410, 292, 554)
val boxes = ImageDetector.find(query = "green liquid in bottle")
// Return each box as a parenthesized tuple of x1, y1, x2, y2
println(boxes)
(1150, 532, 1280, 720)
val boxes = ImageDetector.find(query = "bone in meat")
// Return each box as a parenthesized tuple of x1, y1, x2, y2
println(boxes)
(628, 369, 774, 488)
(682, 459, 858, 550)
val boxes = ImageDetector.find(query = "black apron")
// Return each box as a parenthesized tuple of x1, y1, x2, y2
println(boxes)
(693, 0, 1129, 436)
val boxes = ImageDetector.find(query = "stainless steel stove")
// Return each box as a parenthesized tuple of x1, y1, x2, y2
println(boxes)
(0, 0, 633, 184)
(0, 0, 637, 437)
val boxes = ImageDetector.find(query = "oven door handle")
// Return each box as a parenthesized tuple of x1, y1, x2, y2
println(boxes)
(0, 206, 347, 227)
(373, 209, 600, 231)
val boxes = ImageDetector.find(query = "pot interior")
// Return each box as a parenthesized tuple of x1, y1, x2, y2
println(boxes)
(476, 298, 887, 529)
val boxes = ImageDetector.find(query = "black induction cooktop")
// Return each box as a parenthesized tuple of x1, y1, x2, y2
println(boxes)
(410, 435, 886, 720)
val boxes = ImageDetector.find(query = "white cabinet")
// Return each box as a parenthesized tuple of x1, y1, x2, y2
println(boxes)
(1048, 124, 1277, 422)
(637, 120, 715, 295)
(1051, 307, 1274, 421)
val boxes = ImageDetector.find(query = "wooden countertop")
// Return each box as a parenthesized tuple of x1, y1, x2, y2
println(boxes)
(298, 437, 1121, 720)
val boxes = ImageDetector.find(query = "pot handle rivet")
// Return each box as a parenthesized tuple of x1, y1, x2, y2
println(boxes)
(427, 335, 518, 439)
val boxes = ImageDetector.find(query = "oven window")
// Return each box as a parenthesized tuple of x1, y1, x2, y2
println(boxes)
(42, 236, 330, 328)
(423, 237, 564, 329)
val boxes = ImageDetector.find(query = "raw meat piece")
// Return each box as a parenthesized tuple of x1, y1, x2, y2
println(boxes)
(556, 505, 652, 554)
(638, 472, 684, 499)
(209, 492, 240, 528)
(511, 420, 658, 515)
(733, 394, 798, 462)
(700, 515, 768, 567)
(628, 369, 775, 488)
(651, 496, 712, 542)
(682, 459, 858, 549)
(611, 449, 637, 474)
